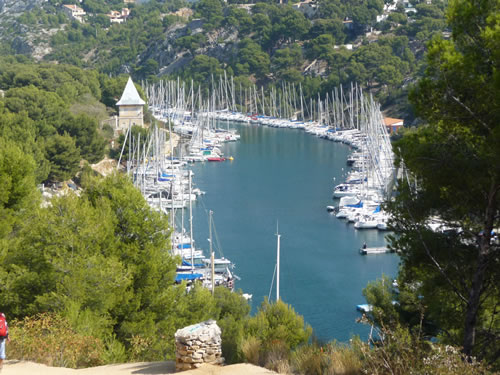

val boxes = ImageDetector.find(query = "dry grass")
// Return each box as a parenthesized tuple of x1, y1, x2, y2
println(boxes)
(291, 345, 323, 375)
(241, 336, 261, 366)
(290, 342, 362, 375)
(323, 342, 362, 375)
(8, 313, 105, 368)
(264, 341, 291, 374)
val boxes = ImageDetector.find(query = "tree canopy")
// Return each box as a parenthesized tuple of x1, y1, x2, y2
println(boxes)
(0, 58, 124, 183)
(387, 0, 500, 366)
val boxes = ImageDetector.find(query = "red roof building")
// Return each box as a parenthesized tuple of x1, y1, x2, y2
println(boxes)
(383, 117, 404, 134)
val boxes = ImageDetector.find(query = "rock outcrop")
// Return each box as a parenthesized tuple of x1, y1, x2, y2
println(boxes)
(0, 0, 60, 60)
(175, 320, 224, 372)
(0, 0, 44, 15)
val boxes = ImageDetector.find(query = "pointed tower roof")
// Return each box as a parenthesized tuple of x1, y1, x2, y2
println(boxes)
(116, 77, 145, 106)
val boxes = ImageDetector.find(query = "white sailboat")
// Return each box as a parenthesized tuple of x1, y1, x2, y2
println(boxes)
(268, 224, 281, 302)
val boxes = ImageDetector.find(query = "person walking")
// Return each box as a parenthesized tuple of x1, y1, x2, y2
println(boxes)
(0, 313, 9, 372)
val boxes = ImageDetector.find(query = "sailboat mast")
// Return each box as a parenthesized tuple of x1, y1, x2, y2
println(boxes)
(168, 118, 175, 212)
(276, 228, 280, 302)
(189, 170, 194, 271)
(299, 83, 304, 121)
(209, 210, 214, 295)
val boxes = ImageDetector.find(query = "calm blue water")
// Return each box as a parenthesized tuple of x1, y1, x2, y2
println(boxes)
(187, 124, 399, 342)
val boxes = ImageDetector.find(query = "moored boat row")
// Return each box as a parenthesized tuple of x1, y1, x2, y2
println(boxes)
(144, 79, 398, 292)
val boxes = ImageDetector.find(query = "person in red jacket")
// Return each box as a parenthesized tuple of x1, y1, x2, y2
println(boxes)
(0, 312, 9, 371)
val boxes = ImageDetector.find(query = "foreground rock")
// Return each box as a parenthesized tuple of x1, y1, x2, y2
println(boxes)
(175, 320, 223, 371)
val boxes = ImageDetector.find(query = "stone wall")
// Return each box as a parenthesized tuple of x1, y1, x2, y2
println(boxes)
(175, 320, 223, 371)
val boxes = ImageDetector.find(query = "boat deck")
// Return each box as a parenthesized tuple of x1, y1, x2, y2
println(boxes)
(359, 246, 392, 255)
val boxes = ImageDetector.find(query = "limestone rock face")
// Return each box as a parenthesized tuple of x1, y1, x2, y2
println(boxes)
(0, 0, 45, 16)
(144, 20, 238, 77)
(175, 320, 223, 372)
(0, 0, 58, 60)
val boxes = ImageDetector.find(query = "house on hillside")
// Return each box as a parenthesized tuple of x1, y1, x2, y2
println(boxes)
(235, 4, 254, 13)
(108, 8, 130, 24)
(116, 77, 145, 132)
(401, 0, 417, 13)
(384, 117, 404, 134)
(342, 17, 354, 30)
(376, 0, 398, 22)
(62, 4, 86, 22)
(376, 0, 417, 22)
(292, 0, 318, 18)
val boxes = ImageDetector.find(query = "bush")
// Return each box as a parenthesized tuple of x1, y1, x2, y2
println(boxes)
(322, 341, 362, 375)
(291, 342, 362, 375)
(240, 299, 312, 371)
(8, 313, 105, 368)
(245, 299, 312, 352)
(353, 324, 492, 375)
(214, 287, 251, 364)
(291, 344, 323, 375)
(241, 336, 261, 366)
(263, 340, 291, 373)
(218, 315, 245, 364)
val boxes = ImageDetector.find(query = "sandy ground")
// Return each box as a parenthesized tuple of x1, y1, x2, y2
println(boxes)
(91, 157, 118, 176)
(2, 361, 276, 375)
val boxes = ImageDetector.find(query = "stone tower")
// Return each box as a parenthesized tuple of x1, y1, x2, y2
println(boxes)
(116, 77, 145, 131)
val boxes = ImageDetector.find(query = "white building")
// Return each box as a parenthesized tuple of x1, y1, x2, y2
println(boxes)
(62, 4, 86, 22)
(108, 8, 130, 24)
(116, 77, 145, 131)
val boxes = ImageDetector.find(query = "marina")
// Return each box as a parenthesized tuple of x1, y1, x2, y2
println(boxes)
(129, 78, 401, 341)
(188, 124, 399, 342)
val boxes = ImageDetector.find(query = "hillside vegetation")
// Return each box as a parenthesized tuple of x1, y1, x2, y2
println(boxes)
(0, 0, 499, 373)
(0, 0, 449, 119)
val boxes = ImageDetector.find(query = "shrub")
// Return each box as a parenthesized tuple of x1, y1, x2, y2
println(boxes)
(322, 341, 362, 375)
(215, 288, 250, 364)
(241, 299, 311, 372)
(352, 324, 492, 375)
(263, 340, 290, 373)
(8, 313, 105, 368)
(291, 344, 323, 375)
(241, 336, 261, 366)
(102, 335, 127, 364)
(291, 341, 362, 375)
(245, 299, 312, 352)
(219, 315, 245, 364)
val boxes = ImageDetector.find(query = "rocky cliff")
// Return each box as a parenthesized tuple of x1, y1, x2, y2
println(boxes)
(141, 20, 239, 77)
(0, 0, 45, 16)
(0, 0, 61, 60)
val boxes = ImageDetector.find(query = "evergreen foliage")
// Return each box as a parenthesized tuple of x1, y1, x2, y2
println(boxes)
(44, 133, 81, 181)
(1, 0, 450, 114)
(0, 0, 497, 371)
(0, 58, 126, 182)
(385, 0, 500, 366)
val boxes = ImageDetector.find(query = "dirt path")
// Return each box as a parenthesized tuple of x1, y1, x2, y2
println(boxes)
(2, 361, 276, 375)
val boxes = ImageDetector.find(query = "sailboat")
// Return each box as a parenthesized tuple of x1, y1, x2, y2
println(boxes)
(276, 228, 281, 301)
(268, 225, 281, 302)
(201, 210, 233, 273)
(174, 202, 235, 290)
